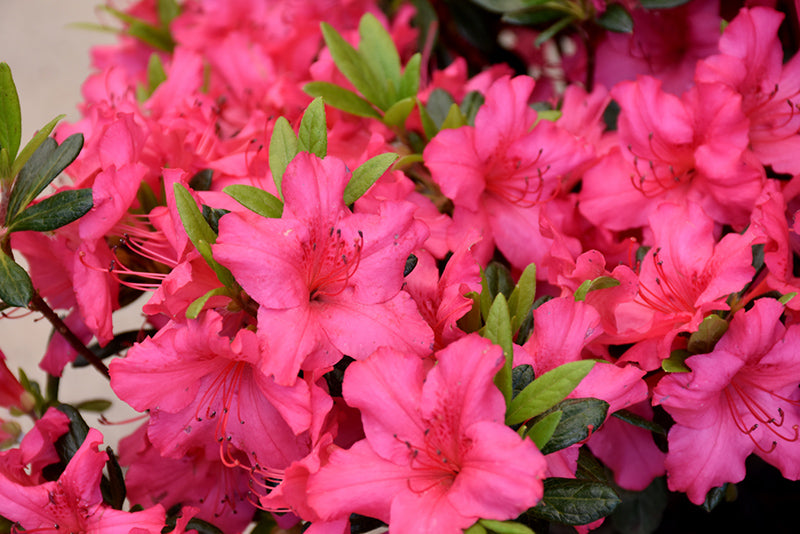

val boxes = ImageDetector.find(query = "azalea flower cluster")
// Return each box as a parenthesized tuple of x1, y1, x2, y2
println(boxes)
(1, 0, 800, 533)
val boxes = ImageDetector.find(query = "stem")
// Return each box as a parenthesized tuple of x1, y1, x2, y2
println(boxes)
(28, 293, 110, 379)
(46, 374, 61, 404)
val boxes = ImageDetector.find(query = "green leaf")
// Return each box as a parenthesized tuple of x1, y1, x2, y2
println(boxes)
(75, 399, 113, 412)
(343, 152, 399, 205)
(189, 168, 214, 191)
(11, 114, 64, 178)
(426, 88, 456, 129)
(662, 349, 691, 373)
(576, 447, 608, 484)
(186, 287, 229, 319)
(535, 16, 575, 47)
(509, 263, 536, 333)
(511, 364, 534, 400)
(185, 518, 224, 534)
(612, 409, 666, 435)
(297, 97, 327, 159)
(101, 446, 126, 510)
(393, 153, 424, 170)
(574, 275, 620, 301)
(529, 478, 621, 525)
(304, 82, 381, 119)
(702, 483, 730, 512)
(687, 314, 729, 354)
(0, 62, 21, 163)
(0, 249, 33, 308)
(53, 404, 91, 467)
(223, 184, 283, 218)
(146, 53, 167, 96)
(639, 0, 691, 8)
(358, 13, 402, 88)
(506, 360, 595, 425)
(468, 0, 530, 13)
(320, 22, 387, 110)
(7, 133, 84, 224)
(0, 147, 10, 180)
(157, 0, 180, 26)
(596, 3, 634, 33)
(101, 5, 175, 52)
(484, 294, 513, 404)
(460, 91, 485, 126)
(608, 477, 668, 534)
(268, 116, 297, 198)
(539, 398, 609, 455)
(382, 97, 416, 127)
(173, 183, 237, 289)
(416, 97, 439, 140)
(7, 189, 93, 233)
(478, 519, 535, 534)
(464, 523, 488, 534)
(440, 103, 466, 130)
(526, 409, 562, 449)
(480, 262, 514, 320)
(780, 292, 797, 305)
(398, 53, 421, 100)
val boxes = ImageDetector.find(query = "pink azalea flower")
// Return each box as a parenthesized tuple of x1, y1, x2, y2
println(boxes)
(213, 152, 433, 385)
(424, 75, 592, 273)
(306, 335, 546, 533)
(0, 428, 166, 533)
(696, 7, 800, 174)
(654, 298, 800, 504)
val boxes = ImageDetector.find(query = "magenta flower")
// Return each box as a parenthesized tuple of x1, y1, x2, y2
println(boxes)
(0, 428, 166, 533)
(213, 152, 433, 385)
(306, 335, 546, 533)
(654, 298, 800, 504)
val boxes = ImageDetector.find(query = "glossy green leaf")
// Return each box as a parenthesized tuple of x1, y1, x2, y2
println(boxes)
(157, 0, 180, 26)
(478, 519, 535, 534)
(268, 116, 297, 198)
(304, 82, 381, 118)
(358, 13, 402, 87)
(0, 249, 33, 308)
(506, 360, 595, 425)
(7, 133, 84, 224)
(223, 184, 283, 218)
(612, 409, 666, 435)
(173, 183, 236, 289)
(75, 399, 113, 412)
(186, 287, 230, 319)
(574, 275, 620, 301)
(509, 263, 536, 333)
(608, 477, 668, 534)
(702, 484, 730, 512)
(146, 53, 167, 96)
(382, 97, 416, 127)
(484, 294, 513, 404)
(398, 53, 421, 99)
(0, 62, 21, 163)
(11, 114, 64, 178)
(539, 398, 609, 455)
(480, 262, 514, 320)
(320, 22, 386, 110)
(526, 409, 562, 449)
(639, 0, 691, 8)
(297, 97, 327, 159)
(576, 447, 608, 484)
(662, 348, 691, 373)
(529, 478, 621, 525)
(687, 314, 729, 354)
(7, 189, 93, 233)
(343, 152, 398, 205)
(101, 446, 126, 510)
(53, 404, 91, 467)
(188, 168, 214, 191)
(596, 3, 634, 33)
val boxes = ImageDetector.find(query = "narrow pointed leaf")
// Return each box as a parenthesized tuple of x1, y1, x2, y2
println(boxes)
(440, 103, 466, 130)
(7, 189, 93, 232)
(156, 0, 180, 26)
(526, 409, 562, 449)
(534, 16, 574, 47)
(7, 133, 84, 223)
(223, 184, 283, 218)
(539, 398, 609, 455)
(612, 409, 666, 435)
(304, 82, 381, 118)
(484, 294, 513, 404)
(101, 446, 126, 510)
(0, 250, 33, 308)
(320, 22, 386, 110)
(146, 53, 167, 96)
(75, 399, 113, 412)
(398, 53, 421, 99)
(529, 478, 621, 525)
(687, 314, 728, 354)
(358, 13, 402, 87)
(574, 275, 619, 301)
(477, 519, 535, 534)
(417, 97, 439, 140)
(268, 116, 297, 198)
(0, 62, 21, 163)
(596, 3, 634, 33)
(343, 152, 398, 205)
(11, 114, 64, 178)
(297, 97, 327, 158)
(506, 360, 595, 425)
(382, 97, 416, 127)
(510, 263, 536, 332)
(186, 287, 230, 319)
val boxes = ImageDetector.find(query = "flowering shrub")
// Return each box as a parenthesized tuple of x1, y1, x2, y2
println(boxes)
(1, 0, 800, 532)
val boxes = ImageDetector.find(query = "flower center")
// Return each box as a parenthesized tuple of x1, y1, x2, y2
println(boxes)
(304, 225, 363, 301)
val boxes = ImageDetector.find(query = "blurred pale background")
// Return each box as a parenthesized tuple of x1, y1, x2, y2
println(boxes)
(0, 1, 139, 444)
